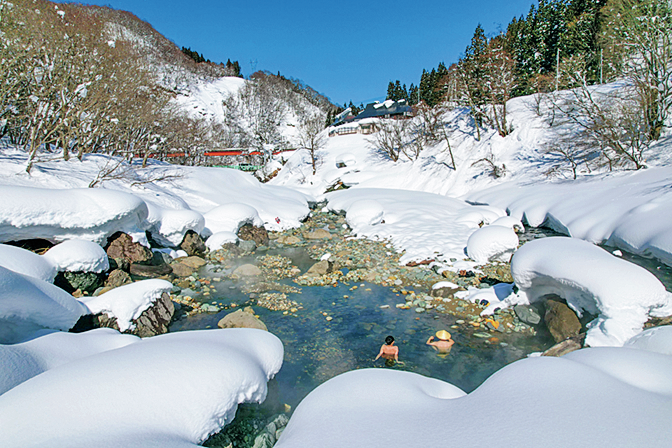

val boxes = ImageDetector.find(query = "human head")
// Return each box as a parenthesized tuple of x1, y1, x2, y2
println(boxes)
(385, 335, 395, 345)
(436, 330, 451, 341)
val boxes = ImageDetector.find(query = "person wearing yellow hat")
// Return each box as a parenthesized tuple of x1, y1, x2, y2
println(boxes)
(426, 330, 454, 354)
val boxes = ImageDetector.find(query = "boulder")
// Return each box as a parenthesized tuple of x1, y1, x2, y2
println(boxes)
(238, 239, 257, 253)
(94, 292, 175, 337)
(105, 269, 132, 288)
(106, 232, 152, 264)
(542, 334, 585, 357)
(544, 297, 582, 342)
(54, 271, 105, 294)
(514, 304, 542, 325)
(233, 264, 262, 277)
(276, 235, 302, 245)
(218, 308, 268, 331)
(304, 229, 331, 240)
(306, 260, 331, 276)
(170, 256, 207, 278)
(238, 223, 270, 246)
(180, 230, 206, 257)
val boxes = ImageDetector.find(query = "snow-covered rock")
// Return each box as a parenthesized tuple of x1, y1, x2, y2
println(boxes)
(624, 326, 672, 356)
(43, 239, 110, 273)
(79, 279, 173, 332)
(507, 237, 672, 347)
(490, 215, 525, 232)
(145, 203, 205, 247)
(203, 203, 264, 237)
(345, 199, 384, 227)
(0, 244, 57, 282)
(0, 185, 149, 246)
(0, 266, 88, 343)
(466, 225, 519, 263)
(0, 329, 283, 448)
(0, 328, 138, 395)
(205, 232, 239, 251)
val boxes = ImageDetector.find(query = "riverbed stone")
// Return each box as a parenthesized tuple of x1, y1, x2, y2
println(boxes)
(129, 263, 173, 278)
(106, 232, 152, 264)
(171, 256, 207, 277)
(54, 271, 105, 294)
(180, 230, 206, 257)
(105, 269, 132, 288)
(544, 297, 582, 342)
(306, 260, 331, 276)
(234, 264, 262, 277)
(542, 335, 584, 357)
(514, 304, 542, 325)
(94, 291, 175, 337)
(238, 239, 257, 253)
(276, 235, 302, 245)
(304, 229, 331, 240)
(218, 308, 268, 331)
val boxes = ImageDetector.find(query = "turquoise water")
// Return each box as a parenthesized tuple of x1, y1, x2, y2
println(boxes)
(169, 247, 554, 409)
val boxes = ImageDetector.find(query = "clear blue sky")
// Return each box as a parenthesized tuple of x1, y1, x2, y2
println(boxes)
(57, 0, 538, 106)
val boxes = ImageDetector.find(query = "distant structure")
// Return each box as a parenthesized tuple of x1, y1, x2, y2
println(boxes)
(329, 99, 413, 137)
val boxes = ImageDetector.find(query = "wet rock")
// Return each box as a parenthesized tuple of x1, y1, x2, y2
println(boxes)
(304, 229, 331, 240)
(129, 263, 173, 278)
(276, 235, 302, 245)
(544, 297, 582, 342)
(94, 292, 175, 337)
(233, 264, 262, 277)
(542, 335, 585, 357)
(218, 308, 268, 331)
(54, 271, 105, 294)
(180, 230, 206, 257)
(238, 224, 270, 246)
(152, 251, 173, 266)
(431, 285, 462, 298)
(105, 269, 132, 288)
(106, 232, 152, 264)
(514, 304, 542, 325)
(238, 239, 257, 253)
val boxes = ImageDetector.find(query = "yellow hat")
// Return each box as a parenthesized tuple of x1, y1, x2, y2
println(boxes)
(436, 330, 451, 340)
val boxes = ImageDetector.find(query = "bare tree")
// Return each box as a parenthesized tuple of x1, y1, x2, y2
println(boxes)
(298, 112, 326, 174)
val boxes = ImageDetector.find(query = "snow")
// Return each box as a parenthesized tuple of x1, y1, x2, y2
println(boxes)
(0, 266, 87, 343)
(0, 243, 57, 282)
(276, 347, 672, 448)
(624, 326, 672, 356)
(203, 203, 264, 237)
(0, 328, 138, 395)
(79, 279, 173, 332)
(327, 188, 504, 265)
(205, 232, 239, 251)
(43, 239, 109, 273)
(506, 237, 672, 347)
(145, 203, 205, 247)
(490, 215, 525, 231)
(0, 329, 283, 448)
(466, 225, 519, 263)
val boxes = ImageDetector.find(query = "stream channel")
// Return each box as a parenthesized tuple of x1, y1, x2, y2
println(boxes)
(166, 211, 672, 446)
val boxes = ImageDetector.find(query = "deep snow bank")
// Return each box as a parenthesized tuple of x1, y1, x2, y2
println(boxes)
(0, 329, 283, 448)
(276, 346, 672, 448)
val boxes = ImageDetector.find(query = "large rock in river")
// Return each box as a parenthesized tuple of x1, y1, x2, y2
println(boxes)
(106, 232, 152, 264)
(180, 230, 206, 257)
(238, 223, 269, 247)
(544, 297, 582, 342)
(233, 264, 262, 277)
(92, 291, 175, 338)
(218, 308, 267, 331)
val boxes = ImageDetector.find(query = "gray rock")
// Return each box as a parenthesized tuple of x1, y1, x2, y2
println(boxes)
(544, 297, 582, 343)
(129, 263, 173, 278)
(95, 291, 174, 337)
(252, 433, 274, 448)
(514, 304, 541, 325)
(276, 235, 301, 245)
(238, 239, 257, 253)
(306, 260, 330, 276)
(542, 335, 584, 357)
(105, 269, 132, 288)
(304, 229, 331, 240)
(218, 308, 268, 331)
(233, 264, 262, 277)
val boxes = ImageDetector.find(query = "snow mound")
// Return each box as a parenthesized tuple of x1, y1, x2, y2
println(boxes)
(276, 349, 672, 448)
(466, 225, 519, 263)
(509, 237, 672, 347)
(0, 266, 88, 343)
(0, 244, 57, 282)
(624, 326, 672, 356)
(335, 153, 357, 168)
(43, 239, 109, 273)
(206, 232, 239, 251)
(0, 185, 149, 245)
(79, 279, 173, 332)
(0, 329, 283, 448)
(490, 215, 525, 232)
(203, 203, 264, 237)
(145, 203, 205, 247)
(0, 328, 138, 395)
(345, 199, 384, 227)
